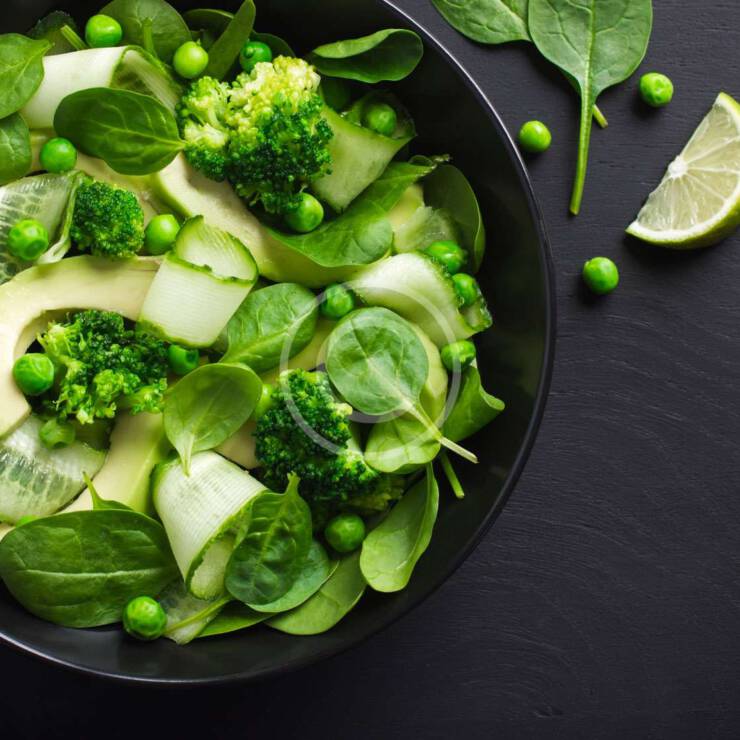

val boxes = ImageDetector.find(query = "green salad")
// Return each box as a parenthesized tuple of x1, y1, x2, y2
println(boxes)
(0, 0, 505, 645)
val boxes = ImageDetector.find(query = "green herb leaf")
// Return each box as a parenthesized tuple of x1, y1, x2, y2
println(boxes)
(54, 88, 183, 175)
(360, 466, 439, 592)
(267, 550, 366, 635)
(223, 283, 318, 372)
(100, 0, 191, 63)
(0, 510, 178, 627)
(0, 34, 51, 119)
(225, 476, 313, 607)
(163, 362, 262, 473)
(528, 0, 652, 213)
(443, 365, 505, 443)
(205, 0, 256, 80)
(0, 114, 31, 186)
(308, 29, 423, 83)
(198, 601, 269, 638)
(431, 0, 529, 44)
(365, 414, 440, 474)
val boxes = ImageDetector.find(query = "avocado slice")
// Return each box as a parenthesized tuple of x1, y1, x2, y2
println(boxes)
(150, 155, 358, 288)
(0, 256, 160, 436)
(63, 411, 170, 514)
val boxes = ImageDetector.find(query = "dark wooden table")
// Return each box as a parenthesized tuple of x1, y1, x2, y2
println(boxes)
(3, 1, 740, 738)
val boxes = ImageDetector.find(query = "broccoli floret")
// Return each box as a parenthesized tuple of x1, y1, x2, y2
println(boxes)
(38, 310, 168, 425)
(176, 56, 333, 216)
(71, 180, 145, 259)
(176, 77, 231, 181)
(255, 369, 399, 519)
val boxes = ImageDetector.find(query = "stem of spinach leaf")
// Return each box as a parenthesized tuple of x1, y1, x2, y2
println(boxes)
(570, 90, 595, 215)
(439, 451, 465, 499)
(60, 25, 87, 51)
(405, 404, 478, 464)
(592, 105, 608, 129)
(141, 18, 157, 59)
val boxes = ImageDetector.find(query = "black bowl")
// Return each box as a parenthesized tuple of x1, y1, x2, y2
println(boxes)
(1, 0, 555, 684)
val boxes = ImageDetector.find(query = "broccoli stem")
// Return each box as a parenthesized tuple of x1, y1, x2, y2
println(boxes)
(439, 452, 465, 500)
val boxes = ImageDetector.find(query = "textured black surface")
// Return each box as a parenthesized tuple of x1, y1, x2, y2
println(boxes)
(3, 0, 740, 737)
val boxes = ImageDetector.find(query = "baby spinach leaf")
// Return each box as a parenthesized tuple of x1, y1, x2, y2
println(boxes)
(528, 0, 652, 213)
(365, 414, 440, 474)
(360, 465, 439, 592)
(443, 365, 505, 443)
(268, 160, 434, 268)
(326, 307, 429, 417)
(0, 114, 31, 186)
(267, 550, 366, 635)
(159, 580, 229, 644)
(423, 164, 486, 272)
(249, 540, 335, 614)
(183, 7, 233, 37)
(100, 0, 191, 63)
(27, 11, 81, 55)
(0, 510, 178, 627)
(431, 0, 529, 44)
(205, 0, 256, 80)
(223, 283, 318, 372)
(225, 476, 313, 607)
(54, 88, 183, 175)
(251, 31, 295, 59)
(308, 29, 423, 84)
(198, 601, 269, 638)
(0, 34, 51, 120)
(164, 362, 262, 474)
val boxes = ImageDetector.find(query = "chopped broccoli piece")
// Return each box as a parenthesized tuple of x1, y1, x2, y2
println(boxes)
(255, 369, 401, 520)
(176, 56, 333, 216)
(71, 180, 145, 259)
(38, 310, 169, 425)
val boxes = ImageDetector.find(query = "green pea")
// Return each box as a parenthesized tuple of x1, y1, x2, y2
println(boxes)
(324, 514, 366, 554)
(13, 354, 55, 397)
(518, 120, 552, 153)
(39, 138, 77, 174)
(639, 72, 674, 108)
(85, 14, 123, 48)
(582, 257, 619, 295)
(239, 40, 273, 73)
(40, 418, 76, 449)
(145, 214, 180, 255)
(321, 77, 352, 111)
(168, 345, 200, 376)
(441, 340, 477, 372)
(452, 273, 482, 307)
(362, 102, 398, 137)
(122, 596, 167, 641)
(423, 240, 467, 274)
(320, 283, 355, 320)
(173, 41, 209, 80)
(252, 383, 275, 421)
(16, 515, 39, 527)
(8, 219, 50, 261)
(284, 193, 325, 233)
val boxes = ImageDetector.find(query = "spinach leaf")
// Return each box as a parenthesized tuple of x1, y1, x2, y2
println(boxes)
(223, 283, 318, 372)
(54, 88, 183, 175)
(268, 160, 434, 268)
(0, 35, 51, 120)
(198, 602, 269, 638)
(100, 0, 191, 63)
(528, 0, 652, 213)
(308, 29, 423, 84)
(0, 114, 31, 186)
(326, 307, 428, 417)
(423, 164, 486, 272)
(159, 580, 229, 644)
(163, 362, 262, 474)
(27, 11, 81, 55)
(205, 0, 256, 80)
(365, 415, 440, 474)
(0, 510, 178, 627)
(225, 476, 313, 607)
(431, 0, 529, 44)
(443, 365, 505, 442)
(86, 474, 135, 512)
(184, 10, 293, 56)
(267, 551, 366, 635)
(251, 31, 295, 59)
(360, 465, 439, 592)
(250, 540, 335, 614)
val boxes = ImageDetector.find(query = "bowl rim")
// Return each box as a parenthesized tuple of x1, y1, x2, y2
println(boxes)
(0, 0, 557, 686)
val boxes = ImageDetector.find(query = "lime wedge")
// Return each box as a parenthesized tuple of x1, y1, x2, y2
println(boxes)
(627, 92, 740, 248)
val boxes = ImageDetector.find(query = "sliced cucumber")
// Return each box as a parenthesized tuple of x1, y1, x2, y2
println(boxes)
(0, 172, 83, 285)
(393, 206, 459, 253)
(22, 46, 181, 128)
(0, 256, 160, 437)
(152, 452, 266, 599)
(0, 416, 105, 524)
(159, 580, 230, 645)
(351, 252, 492, 347)
(312, 106, 413, 213)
